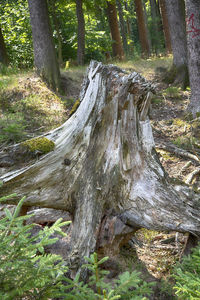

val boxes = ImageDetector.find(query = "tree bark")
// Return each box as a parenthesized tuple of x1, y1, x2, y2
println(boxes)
(124, 1, 131, 36)
(143, 0, 152, 54)
(107, 1, 124, 60)
(149, 0, 162, 54)
(159, 0, 172, 54)
(1, 61, 200, 273)
(49, 0, 63, 66)
(116, 0, 128, 55)
(165, 0, 189, 88)
(76, 0, 85, 65)
(28, 0, 61, 91)
(134, 0, 150, 57)
(0, 26, 9, 66)
(185, 0, 200, 117)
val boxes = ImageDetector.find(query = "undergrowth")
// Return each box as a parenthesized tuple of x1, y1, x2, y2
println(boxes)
(173, 243, 200, 299)
(0, 191, 154, 300)
(0, 72, 66, 144)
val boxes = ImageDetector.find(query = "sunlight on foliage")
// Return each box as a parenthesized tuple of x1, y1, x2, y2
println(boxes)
(173, 244, 200, 299)
(163, 87, 182, 99)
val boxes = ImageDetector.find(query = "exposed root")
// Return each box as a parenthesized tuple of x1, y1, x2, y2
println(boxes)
(156, 142, 200, 164)
(185, 167, 200, 185)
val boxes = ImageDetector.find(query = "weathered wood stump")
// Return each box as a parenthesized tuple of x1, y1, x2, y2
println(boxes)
(0, 61, 200, 273)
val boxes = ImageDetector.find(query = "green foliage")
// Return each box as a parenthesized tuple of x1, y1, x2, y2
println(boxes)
(172, 136, 197, 151)
(0, 194, 70, 300)
(0, 0, 33, 68)
(0, 64, 19, 76)
(0, 191, 154, 300)
(159, 279, 177, 299)
(63, 252, 154, 299)
(173, 243, 200, 299)
(163, 87, 182, 99)
(0, 112, 27, 143)
(137, 228, 159, 245)
(0, 72, 66, 144)
(151, 96, 163, 105)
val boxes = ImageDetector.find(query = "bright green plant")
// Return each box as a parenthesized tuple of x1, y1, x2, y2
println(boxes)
(173, 243, 200, 299)
(0, 194, 70, 300)
(0, 192, 154, 299)
(163, 87, 181, 99)
(0, 0, 33, 68)
(0, 113, 27, 143)
(151, 96, 163, 105)
(172, 136, 197, 151)
(63, 252, 154, 299)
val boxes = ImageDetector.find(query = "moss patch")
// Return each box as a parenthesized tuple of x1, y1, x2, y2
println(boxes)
(22, 137, 55, 154)
(69, 99, 80, 116)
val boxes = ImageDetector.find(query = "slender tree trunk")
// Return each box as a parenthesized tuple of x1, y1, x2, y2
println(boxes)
(124, 1, 131, 36)
(124, 0, 135, 53)
(116, 0, 128, 55)
(165, 0, 189, 88)
(143, 1, 152, 53)
(107, 1, 124, 60)
(49, 0, 63, 66)
(150, 0, 161, 54)
(0, 26, 9, 66)
(76, 0, 85, 65)
(159, 0, 172, 53)
(28, 0, 61, 91)
(135, 0, 150, 57)
(1, 61, 200, 274)
(185, 0, 200, 117)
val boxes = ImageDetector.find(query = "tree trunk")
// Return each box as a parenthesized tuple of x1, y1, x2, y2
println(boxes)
(124, 1, 131, 36)
(49, 0, 63, 66)
(116, 0, 128, 55)
(1, 61, 200, 274)
(76, 0, 85, 65)
(185, 0, 200, 117)
(159, 0, 172, 54)
(134, 0, 150, 57)
(149, 0, 161, 54)
(143, 0, 152, 54)
(165, 0, 189, 88)
(0, 26, 9, 66)
(107, 1, 124, 60)
(28, 0, 61, 91)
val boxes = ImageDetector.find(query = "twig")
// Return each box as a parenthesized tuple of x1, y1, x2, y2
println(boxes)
(189, 117, 200, 124)
(185, 167, 200, 184)
(178, 161, 192, 176)
(156, 142, 200, 164)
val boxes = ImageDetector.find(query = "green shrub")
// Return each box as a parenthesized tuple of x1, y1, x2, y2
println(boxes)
(0, 113, 27, 143)
(163, 87, 181, 99)
(173, 243, 200, 299)
(0, 193, 154, 299)
(63, 252, 154, 300)
(172, 136, 197, 151)
(0, 195, 70, 300)
(151, 96, 163, 105)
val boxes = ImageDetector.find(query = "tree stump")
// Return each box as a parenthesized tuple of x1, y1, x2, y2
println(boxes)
(0, 61, 200, 273)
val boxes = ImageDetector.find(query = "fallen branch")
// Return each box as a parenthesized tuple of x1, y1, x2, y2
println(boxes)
(156, 142, 200, 164)
(178, 161, 192, 176)
(185, 167, 200, 185)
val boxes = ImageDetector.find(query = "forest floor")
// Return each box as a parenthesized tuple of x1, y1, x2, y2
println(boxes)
(1, 56, 200, 299)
